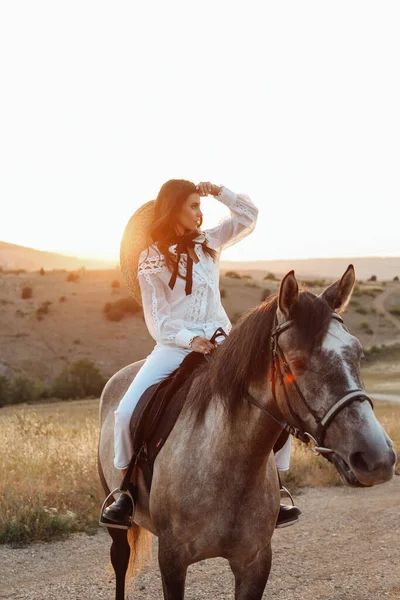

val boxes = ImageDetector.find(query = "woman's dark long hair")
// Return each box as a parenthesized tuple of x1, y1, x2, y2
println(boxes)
(149, 179, 217, 274)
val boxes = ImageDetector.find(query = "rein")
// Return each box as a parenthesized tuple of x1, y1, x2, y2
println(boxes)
(246, 312, 374, 457)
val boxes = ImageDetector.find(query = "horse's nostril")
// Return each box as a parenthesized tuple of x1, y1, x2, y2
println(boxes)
(350, 448, 396, 474)
(350, 452, 370, 473)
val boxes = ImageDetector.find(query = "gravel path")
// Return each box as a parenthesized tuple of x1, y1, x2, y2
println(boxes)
(1, 478, 399, 600)
(372, 287, 400, 335)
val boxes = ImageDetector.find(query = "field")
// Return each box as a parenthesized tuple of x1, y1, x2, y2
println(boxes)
(1, 268, 400, 598)
(0, 392, 398, 546)
(1, 268, 400, 545)
(1, 269, 400, 384)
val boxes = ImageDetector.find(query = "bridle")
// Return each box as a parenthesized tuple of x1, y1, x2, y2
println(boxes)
(246, 312, 374, 457)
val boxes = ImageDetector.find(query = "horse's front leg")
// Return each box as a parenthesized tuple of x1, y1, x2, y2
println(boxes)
(229, 543, 272, 600)
(158, 538, 188, 600)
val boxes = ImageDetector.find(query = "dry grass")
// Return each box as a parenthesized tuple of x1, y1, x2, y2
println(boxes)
(1, 399, 398, 545)
(0, 400, 101, 545)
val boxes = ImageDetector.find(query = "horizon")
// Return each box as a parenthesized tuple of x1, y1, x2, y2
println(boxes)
(1, 2, 399, 262)
(2, 237, 400, 265)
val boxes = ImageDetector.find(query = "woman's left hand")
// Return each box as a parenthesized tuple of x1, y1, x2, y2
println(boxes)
(197, 182, 221, 197)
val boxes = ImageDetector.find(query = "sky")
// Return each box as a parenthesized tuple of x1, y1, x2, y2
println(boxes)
(0, 1, 399, 263)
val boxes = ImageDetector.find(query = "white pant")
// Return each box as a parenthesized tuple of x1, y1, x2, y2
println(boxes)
(113, 341, 292, 471)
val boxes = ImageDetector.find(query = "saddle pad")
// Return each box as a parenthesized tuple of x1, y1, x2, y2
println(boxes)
(129, 350, 207, 482)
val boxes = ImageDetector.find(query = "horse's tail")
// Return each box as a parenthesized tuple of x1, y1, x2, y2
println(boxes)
(126, 524, 153, 581)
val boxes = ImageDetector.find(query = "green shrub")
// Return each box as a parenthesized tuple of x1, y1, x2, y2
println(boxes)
(368, 275, 377, 282)
(66, 272, 80, 283)
(105, 307, 124, 321)
(244, 281, 258, 288)
(225, 271, 241, 279)
(302, 279, 326, 287)
(0, 506, 72, 546)
(21, 287, 33, 299)
(9, 376, 44, 405)
(355, 307, 368, 315)
(263, 272, 277, 281)
(394, 276, 399, 282)
(103, 297, 141, 321)
(59, 296, 67, 302)
(363, 343, 400, 363)
(36, 301, 52, 321)
(51, 359, 106, 400)
(358, 289, 378, 298)
(0, 375, 11, 407)
(349, 299, 360, 307)
(5, 269, 26, 275)
(389, 307, 400, 317)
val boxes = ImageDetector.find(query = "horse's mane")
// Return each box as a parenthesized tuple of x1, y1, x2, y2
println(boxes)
(183, 291, 334, 421)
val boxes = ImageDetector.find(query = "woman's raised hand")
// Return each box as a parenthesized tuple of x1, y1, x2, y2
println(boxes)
(190, 335, 218, 355)
(196, 182, 221, 197)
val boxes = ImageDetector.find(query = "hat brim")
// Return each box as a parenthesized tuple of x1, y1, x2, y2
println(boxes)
(120, 200, 156, 306)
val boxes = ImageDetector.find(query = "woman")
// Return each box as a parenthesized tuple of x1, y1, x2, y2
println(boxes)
(100, 179, 299, 529)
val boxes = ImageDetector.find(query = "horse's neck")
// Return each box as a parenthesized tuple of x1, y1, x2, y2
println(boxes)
(236, 385, 284, 462)
(188, 385, 283, 469)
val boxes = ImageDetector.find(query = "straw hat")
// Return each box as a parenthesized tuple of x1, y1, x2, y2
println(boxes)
(120, 200, 156, 307)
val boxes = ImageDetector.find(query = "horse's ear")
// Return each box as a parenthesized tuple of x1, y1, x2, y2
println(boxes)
(278, 270, 299, 318)
(319, 264, 356, 312)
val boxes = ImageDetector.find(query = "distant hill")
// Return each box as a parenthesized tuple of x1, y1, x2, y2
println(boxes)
(221, 256, 400, 282)
(1, 269, 399, 382)
(0, 241, 117, 271)
(1, 240, 399, 281)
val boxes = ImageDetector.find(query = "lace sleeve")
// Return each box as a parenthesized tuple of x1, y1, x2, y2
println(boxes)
(138, 247, 197, 348)
(203, 186, 259, 251)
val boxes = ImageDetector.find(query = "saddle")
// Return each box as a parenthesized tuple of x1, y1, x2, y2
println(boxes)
(125, 327, 227, 491)
(129, 350, 206, 488)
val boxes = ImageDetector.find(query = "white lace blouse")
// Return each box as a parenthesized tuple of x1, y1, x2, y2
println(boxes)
(137, 186, 259, 349)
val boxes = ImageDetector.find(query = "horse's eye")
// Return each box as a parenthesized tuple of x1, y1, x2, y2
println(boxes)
(291, 359, 306, 371)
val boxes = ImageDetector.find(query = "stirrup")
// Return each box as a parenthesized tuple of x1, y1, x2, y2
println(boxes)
(99, 487, 135, 520)
(280, 485, 295, 507)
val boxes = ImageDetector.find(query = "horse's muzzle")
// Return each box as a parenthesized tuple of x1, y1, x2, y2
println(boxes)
(348, 443, 397, 487)
(331, 440, 396, 488)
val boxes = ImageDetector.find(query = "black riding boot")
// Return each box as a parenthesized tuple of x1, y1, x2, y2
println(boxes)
(99, 484, 136, 530)
(276, 503, 302, 528)
(275, 472, 301, 528)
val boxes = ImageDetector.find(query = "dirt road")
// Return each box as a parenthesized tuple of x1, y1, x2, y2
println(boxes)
(373, 287, 400, 335)
(1, 478, 399, 600)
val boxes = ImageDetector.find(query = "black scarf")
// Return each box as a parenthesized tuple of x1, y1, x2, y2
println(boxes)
(168, 230, 206, 295)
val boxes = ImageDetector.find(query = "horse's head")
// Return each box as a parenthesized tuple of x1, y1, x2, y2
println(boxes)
(273, 265, 396, 487)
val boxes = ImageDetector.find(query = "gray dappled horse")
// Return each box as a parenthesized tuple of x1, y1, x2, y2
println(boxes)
(98, 266, 396, 600)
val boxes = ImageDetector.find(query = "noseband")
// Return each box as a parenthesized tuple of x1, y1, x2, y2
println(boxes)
(248, 312, 374, 456)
